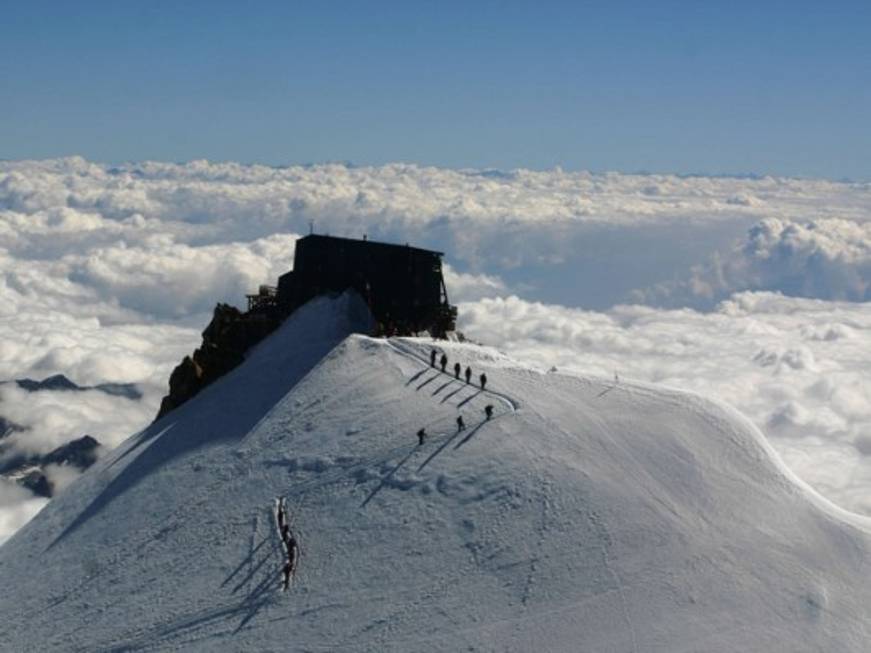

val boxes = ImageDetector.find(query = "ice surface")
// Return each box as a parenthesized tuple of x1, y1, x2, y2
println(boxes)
(1, 293, 870, 651)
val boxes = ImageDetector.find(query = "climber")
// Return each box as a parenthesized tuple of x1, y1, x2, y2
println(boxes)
(480, 373, 487, 390)
(454, 362, 461, 379)
(430, 349, 437, 367)
(287, 533, 298, 565)
(282, 533, 299, 589)
(485, 404, 493, 420)
(457, 415, 465, 432)
(440, 353, 448, 373)
(417, 428, 427, 446)
(282, 561, 293, 590)
(465, 366, 472, 384)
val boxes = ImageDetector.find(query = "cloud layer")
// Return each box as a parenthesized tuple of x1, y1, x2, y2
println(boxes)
(640, 218, 871, 306)
(0, 481, 47, 545)
(3, 157, 871, 311)
(1, 156, 870, 542)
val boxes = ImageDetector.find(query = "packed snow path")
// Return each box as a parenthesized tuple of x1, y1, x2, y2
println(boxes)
(385, 338, 520, 412)
(277, 336, 519, 513)
(3, 293, 871, 651)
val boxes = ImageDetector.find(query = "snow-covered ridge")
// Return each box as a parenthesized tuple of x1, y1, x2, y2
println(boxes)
(1, 293, 870, 651)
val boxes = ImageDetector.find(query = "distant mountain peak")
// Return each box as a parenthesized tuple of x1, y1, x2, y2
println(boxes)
(1, 434, 102, 498)
(7, 375, 142, 400)
(0, 415, 25, 438)
(15, 374, 78, 392)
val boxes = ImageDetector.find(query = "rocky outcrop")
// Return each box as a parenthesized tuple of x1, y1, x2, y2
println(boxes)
(19, 469, 52, 498)
(43, 434, 100, 470)
(156, 303, 280, 420)
(0, 416, 25, 439)
(5, 374, 142, 400)
(15, 374, 79, 392)
(0, 435, 101, 498)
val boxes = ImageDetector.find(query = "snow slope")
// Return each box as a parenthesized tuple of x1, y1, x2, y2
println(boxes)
(2, 292, 871, 652)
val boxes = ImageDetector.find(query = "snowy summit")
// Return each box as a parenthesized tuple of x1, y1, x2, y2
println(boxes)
(1, 291, 870, 651)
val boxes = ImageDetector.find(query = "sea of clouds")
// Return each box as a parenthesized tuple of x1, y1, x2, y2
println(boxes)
(1, 156, 869, 542)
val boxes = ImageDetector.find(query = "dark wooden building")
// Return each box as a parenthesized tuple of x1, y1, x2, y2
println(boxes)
(248, 234, 457, 338)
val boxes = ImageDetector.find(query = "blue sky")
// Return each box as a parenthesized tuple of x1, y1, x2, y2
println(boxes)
(2, 1, 869, 178)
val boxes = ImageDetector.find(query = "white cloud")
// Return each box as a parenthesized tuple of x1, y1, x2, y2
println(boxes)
(639, 218, 871, 306)
(442, 264, 508, 303)
(3, 158, 870, 311)
(0, 480, 48, 546)
(65, 234, 300, 318)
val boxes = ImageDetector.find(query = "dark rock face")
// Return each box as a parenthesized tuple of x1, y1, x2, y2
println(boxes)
(156, 304, 280, 420)
(0, 435, 101, 498)
(8, 374, 142, 400)
(19, 470, 52, 498)
(0, 416, 25, 439)
(91, 383, 143, 400)
(43, 435, 100, 470)
(15, 374, 79, 392)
